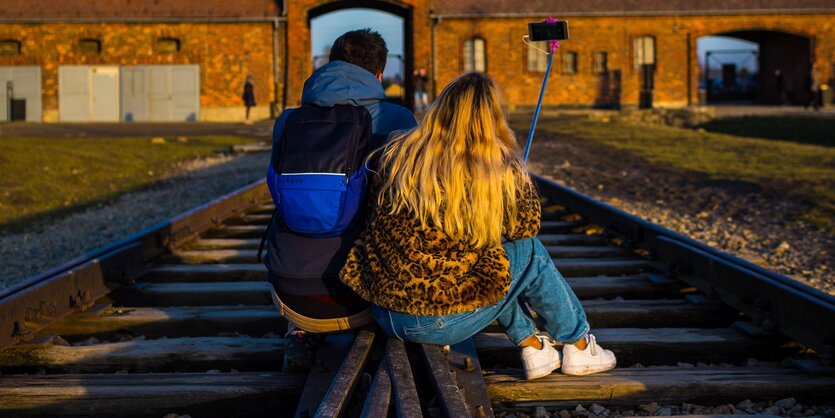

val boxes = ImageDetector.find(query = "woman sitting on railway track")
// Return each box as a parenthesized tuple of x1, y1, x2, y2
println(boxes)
(340, 72, 616, 379)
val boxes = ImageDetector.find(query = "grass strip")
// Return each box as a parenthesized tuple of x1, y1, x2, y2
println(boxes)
(698, 116, 835, 148)
(0, 136, 256, 230)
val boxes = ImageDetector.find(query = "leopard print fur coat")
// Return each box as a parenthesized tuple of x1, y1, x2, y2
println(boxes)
(339, 174, 541, 316)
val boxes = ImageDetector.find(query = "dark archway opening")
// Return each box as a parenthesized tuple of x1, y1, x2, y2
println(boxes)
(308, 0, 414, 109)
(699, 30, 812, 105)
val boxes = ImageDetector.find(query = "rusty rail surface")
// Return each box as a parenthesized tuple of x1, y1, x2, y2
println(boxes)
(0, 180, 271, 349)
(532, 174, 835, 364)
(0, 176, 833, 417)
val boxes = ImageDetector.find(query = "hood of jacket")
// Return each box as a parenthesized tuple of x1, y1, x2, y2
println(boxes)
(301, 60, 386, 107)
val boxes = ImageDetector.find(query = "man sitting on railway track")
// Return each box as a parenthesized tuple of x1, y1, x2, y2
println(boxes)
(262, 29, 417, 372)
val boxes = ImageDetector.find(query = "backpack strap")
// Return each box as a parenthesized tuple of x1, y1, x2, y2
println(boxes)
(256, 208, 279, 262)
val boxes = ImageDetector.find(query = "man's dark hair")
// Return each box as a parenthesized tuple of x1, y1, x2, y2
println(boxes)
(329, 28, 388, 75)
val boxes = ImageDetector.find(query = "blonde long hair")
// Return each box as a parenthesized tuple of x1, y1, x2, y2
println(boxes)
(377, 72, 527, 247)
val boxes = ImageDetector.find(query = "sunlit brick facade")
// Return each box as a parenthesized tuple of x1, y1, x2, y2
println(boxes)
(0, 22, 278, 121)
(1, 0, 834, 121)
(433, 13, 835, 108)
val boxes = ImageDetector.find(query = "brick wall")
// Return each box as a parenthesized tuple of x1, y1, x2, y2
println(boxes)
(2, 2, 834, 119)
(282, 3, 834, 109)
(434, 13, 835, 108)
(0, 22, 277, 121)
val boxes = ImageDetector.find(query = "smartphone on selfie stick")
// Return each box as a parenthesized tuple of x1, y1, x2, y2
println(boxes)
(523, 19, 569, 162)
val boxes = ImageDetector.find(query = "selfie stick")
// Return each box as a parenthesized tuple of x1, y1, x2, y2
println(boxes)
(523, 18, 560, 162)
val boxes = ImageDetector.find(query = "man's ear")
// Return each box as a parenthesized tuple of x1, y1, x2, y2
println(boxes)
(375, 72, 384, 82)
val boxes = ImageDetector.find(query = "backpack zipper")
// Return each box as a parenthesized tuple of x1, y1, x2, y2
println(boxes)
(344, 106, 362, 180)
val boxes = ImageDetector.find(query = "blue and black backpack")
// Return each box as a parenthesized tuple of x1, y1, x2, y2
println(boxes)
(258, 104, 379, 259)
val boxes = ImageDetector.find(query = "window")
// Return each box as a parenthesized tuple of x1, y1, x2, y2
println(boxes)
(527, 41, 549, 72)
(634, 36, 655, 67)
(593, 51, 608, 74)
(79, 38, 102, 54)
(463, 37, 486, 73)
(0, 39, 21, 55)
(561, 52, 578, 74)
(156, 37, 181, 53)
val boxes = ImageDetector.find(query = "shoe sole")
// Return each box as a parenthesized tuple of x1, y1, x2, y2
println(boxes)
(524, 359, 561, 380)
(561, 361, 616, 376)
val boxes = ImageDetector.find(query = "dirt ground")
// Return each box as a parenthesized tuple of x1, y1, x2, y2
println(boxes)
(522, 115, 834, 295)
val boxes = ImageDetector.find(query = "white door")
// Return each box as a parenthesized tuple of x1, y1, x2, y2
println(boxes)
(118, 65, 200, 122)
(120, 67, 147, 121)
(59, 66, 90, 122)
(148, 66, 170, 121)
(89, 67, 119, 122)
(170, 65, 200, 121)
(0, 66, 42, 122)
(59, 66, 120, 122)
(143, 65, 200, 122)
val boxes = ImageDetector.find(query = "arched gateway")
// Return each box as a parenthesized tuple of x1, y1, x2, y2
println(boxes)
(283, 0, 431, 110)
(698, 29, 814, 105)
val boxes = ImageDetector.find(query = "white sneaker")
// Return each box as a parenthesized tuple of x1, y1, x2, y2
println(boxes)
(521, 335, 561, 380)
(561, 334, 617, 376)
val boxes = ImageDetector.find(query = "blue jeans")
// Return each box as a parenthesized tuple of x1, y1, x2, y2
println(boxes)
(373, 237, 589, 346)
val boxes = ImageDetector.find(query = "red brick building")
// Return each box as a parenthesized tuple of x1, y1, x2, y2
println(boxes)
(430, 0, 835, 109)
(1, 0, 833, 122)
(0, 0, 281, 122)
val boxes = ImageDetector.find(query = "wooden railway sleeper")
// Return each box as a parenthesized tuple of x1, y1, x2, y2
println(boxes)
(605, 219, 644, 246)
(299, 332, 496, 417)
(360, 363, 392, 416)
(314, 330, 376, 417)
(420, 344, 472, 417)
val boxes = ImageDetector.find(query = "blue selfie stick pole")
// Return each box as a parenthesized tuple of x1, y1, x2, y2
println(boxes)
(523, 52, 554, 162)
(523, 20, 560, 162)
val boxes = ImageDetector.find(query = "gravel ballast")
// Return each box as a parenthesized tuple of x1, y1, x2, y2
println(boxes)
(496, 398, 834, 417)
(526, 124, 834, 295)
(0, 151, 269, 290)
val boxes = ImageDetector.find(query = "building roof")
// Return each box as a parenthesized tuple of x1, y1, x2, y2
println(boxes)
(433, 0, 835, 17)
(3, 0, 832, 20)
(0, 0, 280, 20)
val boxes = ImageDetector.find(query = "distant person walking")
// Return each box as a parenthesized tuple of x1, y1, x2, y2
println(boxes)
(774, 68, 787, 105)
(805, 62, 822, 111)
(414, 67, 429, 112)
(242, 75, 256, 123)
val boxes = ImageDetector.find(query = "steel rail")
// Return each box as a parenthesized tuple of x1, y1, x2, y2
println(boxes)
(533, 174, 835, 361)
(0, 180, 271, 349)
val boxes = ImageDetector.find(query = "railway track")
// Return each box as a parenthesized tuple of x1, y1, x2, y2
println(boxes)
(0, 175, 833, 417)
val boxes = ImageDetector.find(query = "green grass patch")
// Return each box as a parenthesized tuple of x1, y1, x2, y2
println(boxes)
(0, 136, 257, 230)
(698, 116, 835, 147)
(517, 116, 835, 231)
